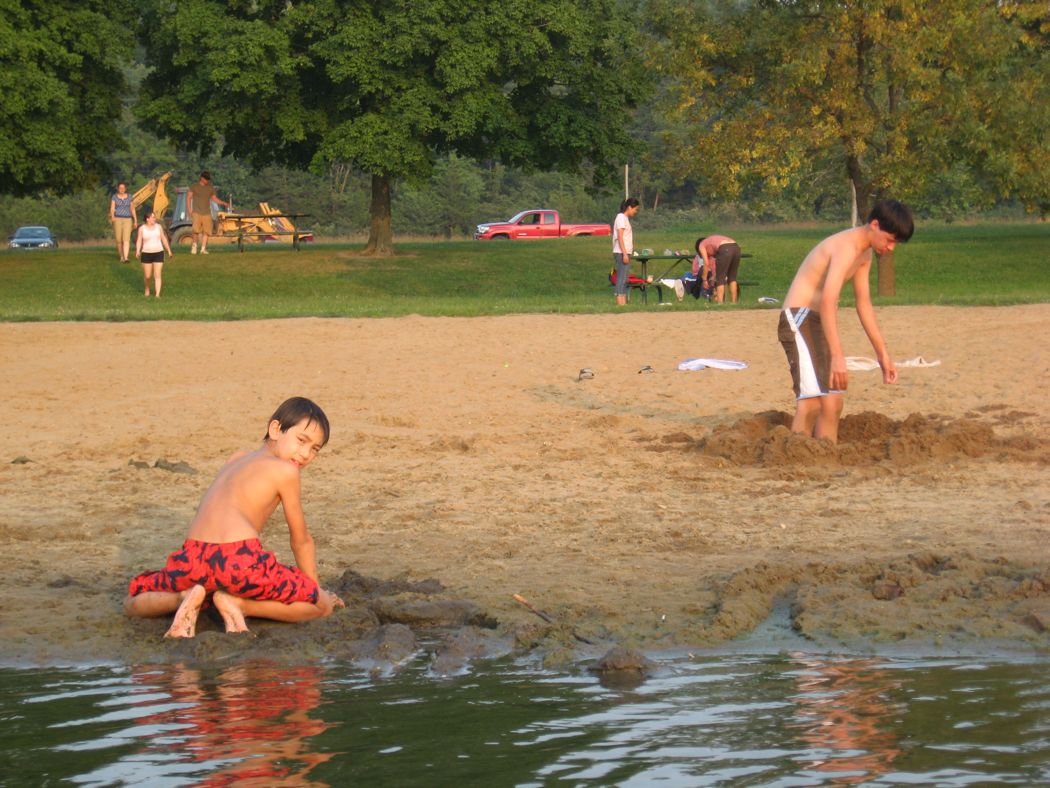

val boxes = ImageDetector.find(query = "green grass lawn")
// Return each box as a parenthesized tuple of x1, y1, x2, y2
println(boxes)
(1, 222, 1046, 321)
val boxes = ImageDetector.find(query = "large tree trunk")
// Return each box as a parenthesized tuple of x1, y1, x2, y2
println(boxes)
(363, 173, 394, 256)
(845, 156, 870, 220)
(845, 157, 895, 295)
(876, 249, 896, 297)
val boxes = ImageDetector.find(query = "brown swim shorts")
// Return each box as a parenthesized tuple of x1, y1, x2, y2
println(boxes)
(778, 308, 836, 399)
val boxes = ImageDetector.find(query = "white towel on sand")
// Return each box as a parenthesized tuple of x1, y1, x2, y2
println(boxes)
(846, 356, 942, 371)
(677, 358, 749, 371)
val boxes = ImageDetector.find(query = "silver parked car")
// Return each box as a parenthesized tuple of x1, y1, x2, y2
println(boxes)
(9, 226, 59, 249)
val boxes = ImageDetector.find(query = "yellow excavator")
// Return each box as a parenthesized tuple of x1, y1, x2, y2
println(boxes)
(130, 172, 313, 248)
(131, 171, 172, 224)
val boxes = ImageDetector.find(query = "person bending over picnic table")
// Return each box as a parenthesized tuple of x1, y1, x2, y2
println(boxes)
(694, 234, 741, 304)
(124, 397, 345, 637)
(778, 199, 914, 444)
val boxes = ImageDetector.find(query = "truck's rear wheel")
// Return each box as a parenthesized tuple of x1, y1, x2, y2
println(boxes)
(171, 227, 194, 247)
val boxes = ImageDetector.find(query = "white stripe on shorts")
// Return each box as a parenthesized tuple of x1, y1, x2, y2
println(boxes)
(784, 308, 823, 399)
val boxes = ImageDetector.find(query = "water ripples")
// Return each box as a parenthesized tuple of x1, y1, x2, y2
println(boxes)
(1, 654, 1048, 786)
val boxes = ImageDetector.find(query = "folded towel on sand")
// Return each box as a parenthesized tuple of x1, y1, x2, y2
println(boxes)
(677, 358, 749, 371)
(846, 356, 942, 371)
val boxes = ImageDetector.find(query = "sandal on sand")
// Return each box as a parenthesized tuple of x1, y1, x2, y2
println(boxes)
(577, 368, 595, 381)
(638, 365, 655, 374)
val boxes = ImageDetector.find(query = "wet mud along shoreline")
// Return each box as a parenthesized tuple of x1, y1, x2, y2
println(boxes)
(0, 306, 1047, 667)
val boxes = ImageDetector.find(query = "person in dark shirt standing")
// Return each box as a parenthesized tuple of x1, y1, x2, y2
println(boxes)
(187, 171, 231, 255)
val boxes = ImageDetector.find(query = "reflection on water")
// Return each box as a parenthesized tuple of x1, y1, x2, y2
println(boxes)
(788, 656, 903, 784)
(1, 654, 1048, 786)
(125, 663, 336, 786)
(29, 662, 338, 786)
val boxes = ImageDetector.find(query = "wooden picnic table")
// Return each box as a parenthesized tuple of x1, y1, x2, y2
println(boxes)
(632, 253, 755, 303)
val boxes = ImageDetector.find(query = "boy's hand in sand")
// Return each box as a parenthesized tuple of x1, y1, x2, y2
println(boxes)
(318, 589, 345, 616)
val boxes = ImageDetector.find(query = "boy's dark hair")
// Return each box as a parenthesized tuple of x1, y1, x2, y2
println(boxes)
(694, 236, 707, 255)
(266, 397, 330, 447)
(200, 171, 211, 181)
(620, 197, 640, 213)
(867, 199, 914, 242)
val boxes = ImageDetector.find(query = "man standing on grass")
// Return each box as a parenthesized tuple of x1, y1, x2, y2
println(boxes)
(778, 199, 914, 443)
(187, 171, 231, 255)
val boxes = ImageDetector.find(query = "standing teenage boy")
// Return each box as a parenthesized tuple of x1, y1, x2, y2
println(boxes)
(778, 199, 914, 443)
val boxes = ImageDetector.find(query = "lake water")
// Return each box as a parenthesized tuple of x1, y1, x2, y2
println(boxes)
(1, 653, 1048, 786)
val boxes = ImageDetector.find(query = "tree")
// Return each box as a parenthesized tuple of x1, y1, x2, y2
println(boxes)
(136, 0, 648, 254)
(653, 0, 1050, 292)
(0, 0, 135, 194)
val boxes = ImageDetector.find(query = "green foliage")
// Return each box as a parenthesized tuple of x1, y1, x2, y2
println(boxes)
(395, 155, 486, 237)
(0, 0, 135, 194)
(0, 223, 1044, 321)
(134, 0, 650, 249)
(0, 189, 112, 241)
(652, 0, 1050, 219)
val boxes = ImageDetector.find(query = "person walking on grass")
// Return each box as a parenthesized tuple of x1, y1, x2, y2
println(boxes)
(187, 171, 231, 255)
(109, 182, 137, 263)
(778, 199, 914, 444)
(135, 211, 174, 298)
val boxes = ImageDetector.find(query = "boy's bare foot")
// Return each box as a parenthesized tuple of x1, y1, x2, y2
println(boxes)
(164, 585, 206, 638)
(213, 590, 251, 634)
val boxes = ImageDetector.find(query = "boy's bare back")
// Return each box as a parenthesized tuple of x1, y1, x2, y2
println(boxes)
(185, 448, 300, 544)
(783, 226, 872, 311)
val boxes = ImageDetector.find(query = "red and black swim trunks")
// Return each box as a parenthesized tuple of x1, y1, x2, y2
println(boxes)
(128, 538, 319, 604)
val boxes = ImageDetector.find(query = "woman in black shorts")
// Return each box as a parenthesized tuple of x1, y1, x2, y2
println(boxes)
(135, 211, 174, 298)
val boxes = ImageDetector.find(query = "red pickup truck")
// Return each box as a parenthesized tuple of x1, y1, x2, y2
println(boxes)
(474, 209, 611, 240)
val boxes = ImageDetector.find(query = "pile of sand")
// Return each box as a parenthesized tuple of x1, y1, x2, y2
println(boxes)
(660, 409, 1046, 467)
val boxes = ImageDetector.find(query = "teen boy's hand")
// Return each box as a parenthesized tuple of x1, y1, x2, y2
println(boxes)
(878, 352, 898, 384)
(829, 354, 849, 391)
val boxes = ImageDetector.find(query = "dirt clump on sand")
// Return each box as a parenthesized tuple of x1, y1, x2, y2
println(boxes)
(678, 410, 1048, 468)
(672, 553, 1050, 651)
(114, 569, 513, 675)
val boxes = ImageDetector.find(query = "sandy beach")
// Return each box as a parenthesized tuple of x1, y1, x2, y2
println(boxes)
(1, 305, 1048, 666)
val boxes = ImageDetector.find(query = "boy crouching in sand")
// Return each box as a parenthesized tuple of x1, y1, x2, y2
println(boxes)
(124, 397, 344, 637)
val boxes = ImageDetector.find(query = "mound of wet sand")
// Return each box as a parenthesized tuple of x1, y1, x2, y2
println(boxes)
(113, 569, 513, 675)
(664, 411, 1048, 468)
(16, 553, 1049, 672)
(103, 572, 655, 675)
(673, 552, 1050, 652)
